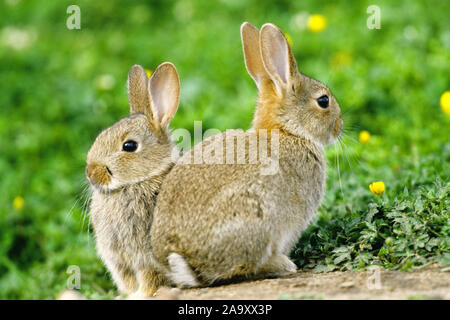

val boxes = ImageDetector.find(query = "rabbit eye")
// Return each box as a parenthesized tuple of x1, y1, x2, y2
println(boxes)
(317, 95, 329, 108)
(122, 140, 138, 152)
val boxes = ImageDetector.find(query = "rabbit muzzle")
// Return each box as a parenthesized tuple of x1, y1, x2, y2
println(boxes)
(86, 162, 112, 187)
(332, 115, 343, 140)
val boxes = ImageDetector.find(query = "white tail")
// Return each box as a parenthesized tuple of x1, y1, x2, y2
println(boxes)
(167, 253, 199, 288)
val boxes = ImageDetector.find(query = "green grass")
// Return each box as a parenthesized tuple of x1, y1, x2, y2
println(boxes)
(0, 0, 448, 299)
(294, 152, 449, 272)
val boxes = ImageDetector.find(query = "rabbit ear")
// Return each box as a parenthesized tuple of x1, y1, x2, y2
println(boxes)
(260, 23, 298, 95)
(241, 22, 267, 90)
(128, 64, 151, 115)
(148, 62, 180, 129)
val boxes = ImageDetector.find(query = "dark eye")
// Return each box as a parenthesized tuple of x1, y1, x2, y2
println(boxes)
(317, 95, 329, 108)
(122, 140, 138, 152)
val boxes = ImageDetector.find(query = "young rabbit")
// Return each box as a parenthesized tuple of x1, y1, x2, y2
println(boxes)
(86, 62, 180, 297)
(149, 22, 343, 287)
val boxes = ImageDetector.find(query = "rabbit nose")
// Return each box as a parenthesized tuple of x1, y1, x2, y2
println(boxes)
(86, 162, 112, 186)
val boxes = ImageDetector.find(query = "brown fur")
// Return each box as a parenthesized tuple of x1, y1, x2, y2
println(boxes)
(252, 79, 283, 131)
(86, 63, 180, 298)
(85, 162, 111, 185)
(149, 22, 343, 289)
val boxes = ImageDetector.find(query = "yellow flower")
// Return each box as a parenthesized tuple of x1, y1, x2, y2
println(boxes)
(284, 33, 293, 47)
(440, 91, 450, 115)
(13, 196, 25, 210)
(307, 14, 327, 33)
(145, 68, 152, 78)
(369, 181, 385, 195)
(359, 130, 371, 143)
(330, 52, 352, 67)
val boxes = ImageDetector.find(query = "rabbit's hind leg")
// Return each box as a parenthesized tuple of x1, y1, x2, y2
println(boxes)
(257, 254, 297, 278)
(108, 264, 138, 295)
(131, 268, 167, 298)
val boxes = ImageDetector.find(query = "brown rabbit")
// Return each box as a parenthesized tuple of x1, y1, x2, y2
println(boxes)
(149, 22, 343, 288)
(86, 62, 180, 297)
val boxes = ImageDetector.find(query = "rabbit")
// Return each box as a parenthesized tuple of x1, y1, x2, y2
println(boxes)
(86, 62, 180, 297)
(148, 22, 343, 288)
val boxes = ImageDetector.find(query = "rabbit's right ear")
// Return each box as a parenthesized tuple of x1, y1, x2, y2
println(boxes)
(128, 64, 151, 115)
(241, 22, 267, 90)
(148, 62, 180, 129)
(260, 23, 298, 96)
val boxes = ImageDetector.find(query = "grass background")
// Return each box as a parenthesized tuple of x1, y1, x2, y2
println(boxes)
(0, 0, 448, 299)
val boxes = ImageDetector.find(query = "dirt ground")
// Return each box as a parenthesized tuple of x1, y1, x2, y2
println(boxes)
(154, 265, 449, 300)
(56, 265, 449, 300)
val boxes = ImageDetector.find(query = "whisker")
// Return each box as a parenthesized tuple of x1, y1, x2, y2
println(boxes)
(65, 196, 82, 224)
(65, 181, 90, 225)
(80, 184, 92, 236)
(340, 136, 353, 170)
(336, 141, 344, 199)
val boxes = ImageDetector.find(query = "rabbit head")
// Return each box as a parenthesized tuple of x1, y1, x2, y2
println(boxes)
(86, 63, 180, 192)
(241, 22, 342, 146)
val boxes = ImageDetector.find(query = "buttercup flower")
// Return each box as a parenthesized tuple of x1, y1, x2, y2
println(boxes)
(369, 181, 385, 195)
(330, 51, 352, 67)
(440, 91, 450, 115)
(13, 196, 25, 210)
(145, 68, 152, 78)
(284, 33, 293, 47)
(359, 130, 371, 143)
(307, 14, 327, 33)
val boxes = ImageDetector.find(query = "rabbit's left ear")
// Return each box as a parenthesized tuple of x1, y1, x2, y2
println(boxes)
(148, 62, 180, 129)
(260, 23, 298, 95)
(241, 22, 267, 90)
(128, 64, 151, 115)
